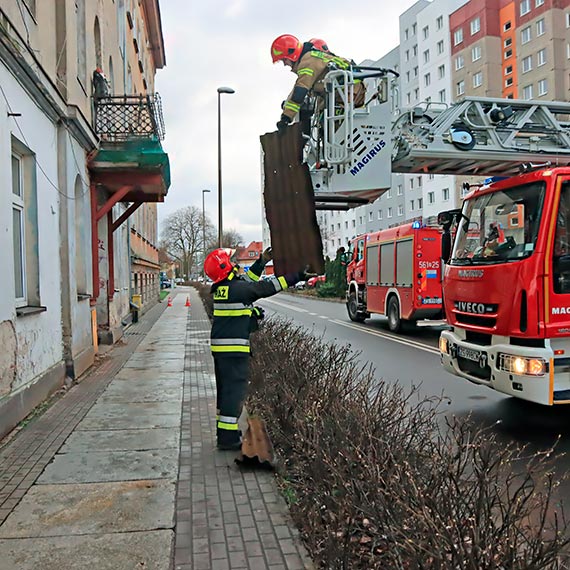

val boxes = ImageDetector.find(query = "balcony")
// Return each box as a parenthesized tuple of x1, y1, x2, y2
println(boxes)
(88, 93, 170, 201)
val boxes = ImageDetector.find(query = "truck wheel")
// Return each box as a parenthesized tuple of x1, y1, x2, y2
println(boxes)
(387, 297, 402, 333)
(347, 292, 366, 323)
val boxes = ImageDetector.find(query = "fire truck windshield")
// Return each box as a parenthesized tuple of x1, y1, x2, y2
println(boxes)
(450, 181, 546, 265)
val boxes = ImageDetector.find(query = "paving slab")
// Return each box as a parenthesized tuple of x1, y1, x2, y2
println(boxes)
(113, 367, 183, 381)
(37, 448, 179, 484)
(82, 401, 180, 419)
(0, 529, 173, 570)
(59, 428, 180, 453)
(0, 479, 175, 537)
(123, 359, 183, 372)
(76, 411, 180, 431)
(97, 384, 183, 403)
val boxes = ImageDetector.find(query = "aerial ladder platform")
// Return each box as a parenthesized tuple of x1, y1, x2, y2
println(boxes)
(261, 67, 570, 274)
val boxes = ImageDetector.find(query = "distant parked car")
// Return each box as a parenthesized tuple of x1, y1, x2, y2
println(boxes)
(174, 278, 184, 284)
(160, 280, 172, 289)
(307, 275, 326, 288)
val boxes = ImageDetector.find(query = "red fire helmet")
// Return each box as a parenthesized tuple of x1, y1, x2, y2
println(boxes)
(309, 38, 330, 52)
(271, 34, 303, 63)
(204, 248, 236, 283)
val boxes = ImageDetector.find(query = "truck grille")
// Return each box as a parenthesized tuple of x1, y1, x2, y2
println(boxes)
(457, 356, 492, 381)
(455, 313, 497, 328)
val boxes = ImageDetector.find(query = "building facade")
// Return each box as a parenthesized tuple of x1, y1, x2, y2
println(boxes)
(0, 0, 168, 438)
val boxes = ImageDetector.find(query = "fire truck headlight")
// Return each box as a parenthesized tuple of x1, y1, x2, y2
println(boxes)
(497, 353, 546, 376)
(439, 336, 449, 355)
(512, 357, 527, 375)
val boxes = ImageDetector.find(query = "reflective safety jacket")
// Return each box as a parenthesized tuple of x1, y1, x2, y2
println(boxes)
(282, 48, 365, 121)
(210, 259, 299, 357)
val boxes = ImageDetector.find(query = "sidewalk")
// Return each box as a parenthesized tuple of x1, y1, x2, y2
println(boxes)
(0, 288, 311, 570)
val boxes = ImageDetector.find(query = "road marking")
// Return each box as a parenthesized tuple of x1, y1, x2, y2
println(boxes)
(262, 298, 309, 313)
(318, 315, 329, 320)
(309, 312, 318, 316)
(331, 319, 440, 355)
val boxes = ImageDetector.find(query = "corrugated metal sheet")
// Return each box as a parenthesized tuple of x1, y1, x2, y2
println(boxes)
(236, 417, 275, 470)
(261, 124, 325, 276)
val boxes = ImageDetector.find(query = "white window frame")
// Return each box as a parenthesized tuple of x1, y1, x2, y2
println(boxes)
(436, 16, 443, 30)
(535, 0, 544, 6)
(473, 72, 483, 88)
(454, 28, 463, 45)
(455, 55, 464, 70)
(12, 153, 26, 307)
(397, 184, 403, 196)
(521, 26, 531, 44)
(472, 45, 481, 62)
(537, 48, 546, 67)
(368, 211, 373, 222)
(522, 54, 533, 73)
(442, 188, 450, 201)
(387, 207, 393, 219)
(520, 0, 530, 16)
(522, 84, 533, 99)
(536, 18, 545, 36)
(410, 199, 415, 211)
(387, 188, 392, 199)
(378, 210, 383, 220)
(418, 198, 423, 209)
(423, 49, 430, 64)
(437, 40, 444, 55)
(538, 78, 547, 96)
(439, 88, 446, 103)
(424, 73, 431, 87)
(438, 64, 445, 79)
(422, 25, 429, 39)
(456, 79, 465, 96)
(398, 204, 404, 217)
(470, 17, 481, 35)
(428, 191, 435, 205)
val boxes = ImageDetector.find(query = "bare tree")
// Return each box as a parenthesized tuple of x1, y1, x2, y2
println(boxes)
(160, 206, 215, 278)
(205, 229, 244, 253)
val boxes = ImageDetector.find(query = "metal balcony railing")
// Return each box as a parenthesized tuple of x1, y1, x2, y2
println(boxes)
(93, 93, 166, 142)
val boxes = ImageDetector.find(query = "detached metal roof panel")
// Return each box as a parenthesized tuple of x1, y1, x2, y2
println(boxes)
(261, 124, 324, 276)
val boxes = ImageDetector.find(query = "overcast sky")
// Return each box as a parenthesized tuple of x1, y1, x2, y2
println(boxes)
(156, 0, 421, 244)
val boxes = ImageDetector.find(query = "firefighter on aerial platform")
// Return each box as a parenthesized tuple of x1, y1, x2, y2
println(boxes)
(271, 34, 365, 134)
(204, 247, 309, 450)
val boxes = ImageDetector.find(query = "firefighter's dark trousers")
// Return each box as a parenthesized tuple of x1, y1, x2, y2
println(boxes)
(213, 355, 250, 448)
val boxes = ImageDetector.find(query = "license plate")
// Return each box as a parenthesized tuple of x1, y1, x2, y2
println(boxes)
(457, 346, 482, 362)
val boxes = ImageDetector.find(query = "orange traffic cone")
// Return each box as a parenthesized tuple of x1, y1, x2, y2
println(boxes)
(185, 296, 191, 307)
(167, 297, 172, 307)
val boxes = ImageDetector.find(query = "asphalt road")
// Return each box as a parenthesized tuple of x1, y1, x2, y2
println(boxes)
(259, 292, 570, 501)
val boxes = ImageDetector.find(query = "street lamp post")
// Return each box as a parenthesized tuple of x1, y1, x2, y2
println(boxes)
(217, 86, 235, 247)
(202, 189, 211, 278)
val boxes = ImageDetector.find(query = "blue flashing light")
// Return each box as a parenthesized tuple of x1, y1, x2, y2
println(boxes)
(483, 176, 509, 185)
(412, 221, 422, 229)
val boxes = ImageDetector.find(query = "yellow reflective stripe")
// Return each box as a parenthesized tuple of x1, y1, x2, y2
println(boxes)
(273, 48, 283, 56)
(284, 101, 300, 112)
(213, 309, 253, 317)
(246, 271, 260, 282)
(217, 421, 239, 431)
(298, 68, 314, 76)
(227, 272, 235, 281)
(278, 276, 288, 290)
(211, 345, 251, 353)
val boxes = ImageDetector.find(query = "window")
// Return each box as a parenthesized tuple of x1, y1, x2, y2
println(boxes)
(438, 64, 445, 79)
(436, 16, 443, 30)
(330, 224, 334, 233)
(418, 177, 422, 187)
(11, 138, 39, 308)
(369, 211, 373, 222)
(567, 12, 570, 27)
(455, 55, 464, 70)
(406, 92, 411, 105)
(414, 88, 419, 100)
(470, 17, 481, 35)
(359, 216, 363, 225)
(504, 21, 512, 31)
(522, 55, 533, 73)
(505, 77, 514, 87)
(521, 26, 531, 44)
(337, 223, 341, 230)
(520, 0, 530, 16)
(413, 66, 418, 77)
(454, 28, 463, 45)
(418, 198, 423, 209)
(76, 0, 86, 87)
(439, 89, 446, 102)
(405, 49, 410, 62)
(345, 221, 348, 229)
(398, 204, 404, 216)
(387, 207, 393, 218)
(538, 78, 547, 96)
(522, 84, 533, 99)
(387, 188, 392, 199)
(442, 188, 450, 201)
(352, 219, 356, 228)
(504, 37, 512, 47)
(536, 0, 544, 6)
(428, 191, 435, 204)
(22, 0, 36, 16)
(536, 18, 545, 36)
(406, 71, 410, 82)
(505, 65, 513, 75)
(472, 45, 481, 62)
(424, 73, 431, 87)
(537, 48, 546, 67)
(405, 28, 409, 41)
(410, 199, 415, 211)
(413, 44, 418, 56)
(473, 72, 483, 88)
(504, 48, 513, 59)
(423, 26, 429, 39)
(456, 80, 465, 96)
(412, 23, 417, 35)
(410, 178, 414, 189)
(397, 184, 403, 196)
(437, 40, 444, 55)
(378, 210, 383, 220)
(423, 49, 430, 63)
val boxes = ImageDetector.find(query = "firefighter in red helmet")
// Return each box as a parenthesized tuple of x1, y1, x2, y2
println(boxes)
(271, 34, 365, 133)
(309, 38, 331, 53)
(204, 246, 308, 450)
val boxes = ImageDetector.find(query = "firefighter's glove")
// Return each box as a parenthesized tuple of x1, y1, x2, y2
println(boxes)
(276, 114, 291, 134)
(253, 306, 265, 321)
(261, 247, 273, 263)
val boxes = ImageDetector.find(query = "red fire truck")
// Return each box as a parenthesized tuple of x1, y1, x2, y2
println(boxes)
(440, 166, 570, 405)
(346, 222, 444, 332)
